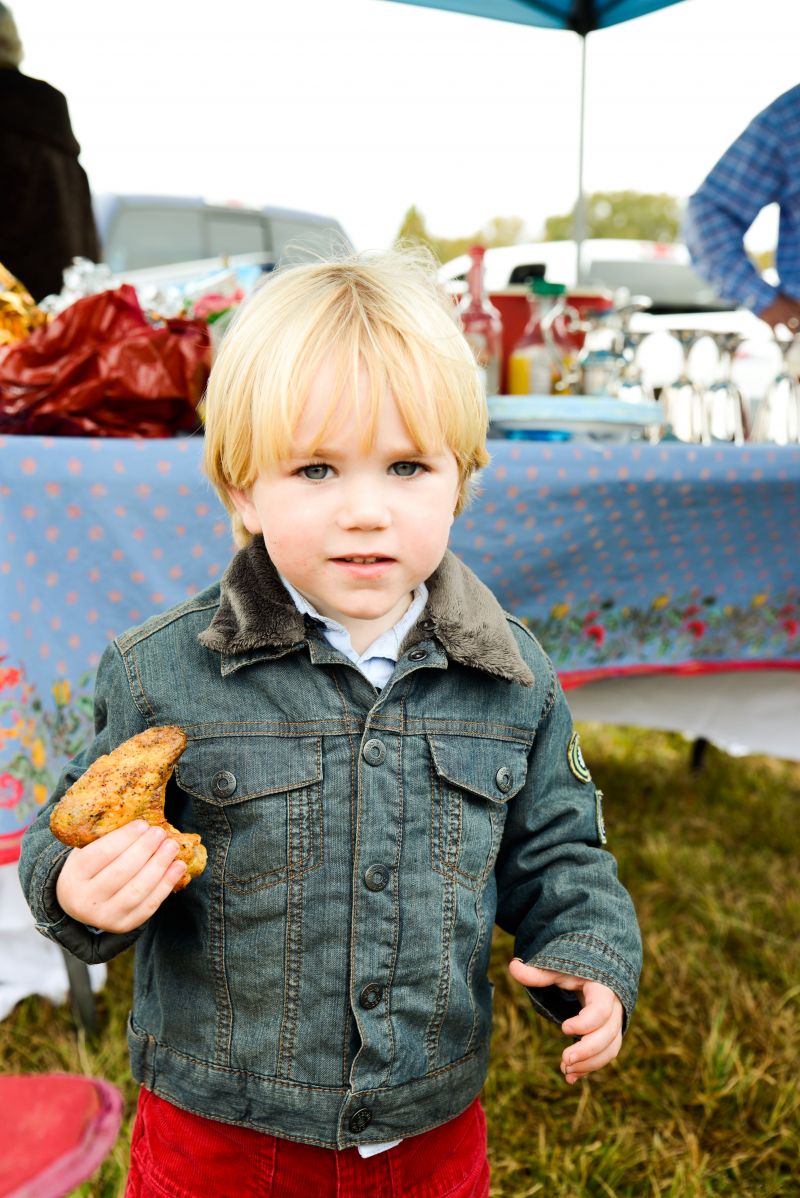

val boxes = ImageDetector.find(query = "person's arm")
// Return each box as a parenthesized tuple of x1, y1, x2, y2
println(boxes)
(18, 641, 164, 963)
(508, 960, 623, 1083)
(684, 109, 786, 317)
(494, 663, 642, 1036)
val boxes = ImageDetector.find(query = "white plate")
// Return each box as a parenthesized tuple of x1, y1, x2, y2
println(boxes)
(488, 395, 665, 438)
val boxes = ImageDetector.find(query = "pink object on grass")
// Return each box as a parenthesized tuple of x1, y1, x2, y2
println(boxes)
(0, 1074, 123, 1198)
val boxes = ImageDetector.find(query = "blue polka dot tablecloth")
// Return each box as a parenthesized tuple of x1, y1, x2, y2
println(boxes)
(1, 434, 799, 859)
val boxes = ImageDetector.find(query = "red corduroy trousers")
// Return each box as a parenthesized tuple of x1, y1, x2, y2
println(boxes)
(125, 1086, 490, 1198)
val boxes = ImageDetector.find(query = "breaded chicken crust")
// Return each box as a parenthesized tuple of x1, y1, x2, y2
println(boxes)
(50, 725, 206, 891)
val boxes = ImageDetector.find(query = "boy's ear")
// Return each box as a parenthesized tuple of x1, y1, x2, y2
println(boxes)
(226, 485, 263, 536)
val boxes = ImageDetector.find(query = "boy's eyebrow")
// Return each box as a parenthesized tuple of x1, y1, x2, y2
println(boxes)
(289, 442, 433, 460)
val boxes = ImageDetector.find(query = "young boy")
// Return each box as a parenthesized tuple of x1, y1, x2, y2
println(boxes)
(19, 249, 642, 1197)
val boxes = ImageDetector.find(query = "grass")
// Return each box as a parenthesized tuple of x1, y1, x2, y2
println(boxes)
(2, 725, 799, 1197)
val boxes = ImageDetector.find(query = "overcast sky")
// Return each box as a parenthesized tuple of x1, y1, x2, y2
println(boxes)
(12, 0, 800, 252)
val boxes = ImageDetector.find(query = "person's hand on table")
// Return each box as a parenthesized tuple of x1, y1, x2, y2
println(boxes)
(508, 959, 624, 1084)
(757, 293, 800, 332)
(55, 819, 187, 933)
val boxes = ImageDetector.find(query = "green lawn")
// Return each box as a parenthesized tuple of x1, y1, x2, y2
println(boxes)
(3, 724, 798, 1197)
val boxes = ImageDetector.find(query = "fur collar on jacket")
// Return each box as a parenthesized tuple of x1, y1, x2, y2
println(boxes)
(199, 535, 533, 687)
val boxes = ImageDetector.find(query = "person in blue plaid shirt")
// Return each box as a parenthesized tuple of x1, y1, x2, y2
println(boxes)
(685, 84, 800, 332)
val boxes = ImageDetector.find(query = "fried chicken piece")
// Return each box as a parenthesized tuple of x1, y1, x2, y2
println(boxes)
(50, 725, 206, 891)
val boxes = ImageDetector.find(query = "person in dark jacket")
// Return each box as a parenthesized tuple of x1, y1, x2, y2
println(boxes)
(0, 3, 99, 300)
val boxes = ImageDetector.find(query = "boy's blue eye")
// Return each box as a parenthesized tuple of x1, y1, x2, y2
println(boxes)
(300, 464, 331, 480)
(390, 461, 422, 477)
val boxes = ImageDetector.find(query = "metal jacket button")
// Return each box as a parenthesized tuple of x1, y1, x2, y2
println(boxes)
(359, 983, 384, 1010)
(408, 648, 427, 661)
(349, 1108, 372, 1133)
(211, 770, 237, 798)
(364, 865, 390, 891)
(495, 766, 513, 793)
(362, 739, 386, 766)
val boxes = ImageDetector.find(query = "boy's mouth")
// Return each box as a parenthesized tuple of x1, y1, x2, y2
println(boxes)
(334, 556, 393, 564)
(330, 555, 396, 576)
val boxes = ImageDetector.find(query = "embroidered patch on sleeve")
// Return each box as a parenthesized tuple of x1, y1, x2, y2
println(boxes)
(567, 731, 592, 784)
(595, 788, 608, 845)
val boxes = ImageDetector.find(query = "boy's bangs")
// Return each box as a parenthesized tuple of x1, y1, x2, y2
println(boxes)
(250, 318, 467, 469)
(372, 333, 469, 456)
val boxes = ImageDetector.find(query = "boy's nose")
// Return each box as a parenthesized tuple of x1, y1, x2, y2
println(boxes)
(336, 482, 391, 530)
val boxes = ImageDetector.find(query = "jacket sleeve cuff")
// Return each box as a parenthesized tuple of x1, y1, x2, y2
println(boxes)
(520, 931, 639, 1030)
(28, 838, 144, 964)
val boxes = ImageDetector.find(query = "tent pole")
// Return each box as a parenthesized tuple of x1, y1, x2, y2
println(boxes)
(574, 31, 587, 284)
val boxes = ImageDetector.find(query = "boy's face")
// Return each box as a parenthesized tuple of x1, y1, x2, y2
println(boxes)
(228, 360, 461, 654)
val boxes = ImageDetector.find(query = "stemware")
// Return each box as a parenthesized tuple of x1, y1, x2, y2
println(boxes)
(703, 332, 748, 445)
(750, 334, 800, 444)
(617, 329, 655, 405)
(659, 329, 708, 442)
(569, 296, 652, 398)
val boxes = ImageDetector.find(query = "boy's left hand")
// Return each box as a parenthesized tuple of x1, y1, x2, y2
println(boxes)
(508, 959, 623, 1084)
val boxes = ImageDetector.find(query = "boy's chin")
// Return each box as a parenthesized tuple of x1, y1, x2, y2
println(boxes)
(344, 603, 403, 625)
(341, 593, 414, 626)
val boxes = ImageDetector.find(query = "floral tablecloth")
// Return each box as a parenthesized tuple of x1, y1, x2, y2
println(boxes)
(2, 434, 799, 861)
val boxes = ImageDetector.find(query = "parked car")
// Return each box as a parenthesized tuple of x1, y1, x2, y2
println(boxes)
(92, 194, 352, 284)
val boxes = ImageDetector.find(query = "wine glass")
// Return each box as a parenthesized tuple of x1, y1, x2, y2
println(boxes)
(750, 334, 800, 444)
(660, 329, 709, 443)
(703, 332, 748, 445)
(617, 329, 654, 405)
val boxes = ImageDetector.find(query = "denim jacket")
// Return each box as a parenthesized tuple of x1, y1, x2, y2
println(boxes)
(20, 538, 641, 1150)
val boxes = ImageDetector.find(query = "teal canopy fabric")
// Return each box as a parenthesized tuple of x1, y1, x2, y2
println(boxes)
(386, 0, 686, 36)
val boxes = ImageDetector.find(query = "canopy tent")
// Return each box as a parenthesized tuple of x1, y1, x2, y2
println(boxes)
(386, 1, 685, 34)
(386, 0, 688, 277)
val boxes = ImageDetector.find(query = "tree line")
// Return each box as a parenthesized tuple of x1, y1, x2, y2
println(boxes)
(395, 190, 683, 263)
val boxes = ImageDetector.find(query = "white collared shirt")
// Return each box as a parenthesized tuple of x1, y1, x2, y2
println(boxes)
(279, 575, 429, 692)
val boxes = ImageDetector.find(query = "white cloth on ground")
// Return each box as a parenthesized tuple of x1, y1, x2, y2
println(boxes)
(0, 861, 106, 1021)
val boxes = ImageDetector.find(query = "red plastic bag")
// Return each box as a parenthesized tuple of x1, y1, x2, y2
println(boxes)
(0, 284, 211, 437)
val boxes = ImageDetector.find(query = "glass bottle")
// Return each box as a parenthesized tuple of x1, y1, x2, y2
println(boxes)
(507, 279, 567, 396)
(459, 246, 503, 396)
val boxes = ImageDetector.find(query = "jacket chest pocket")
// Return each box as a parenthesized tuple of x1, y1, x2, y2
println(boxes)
(428, 735, 528, 890)
(176, 735, 323, 892)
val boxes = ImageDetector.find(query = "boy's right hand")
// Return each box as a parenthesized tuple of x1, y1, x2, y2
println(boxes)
(55, 819, 187, 933)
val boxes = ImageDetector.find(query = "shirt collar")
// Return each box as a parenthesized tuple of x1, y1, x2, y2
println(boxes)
(278, 574, 429, 665)
(199, 536, 533, 687)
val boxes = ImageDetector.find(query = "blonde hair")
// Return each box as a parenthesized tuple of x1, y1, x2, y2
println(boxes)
(203, 247, 490, 546)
